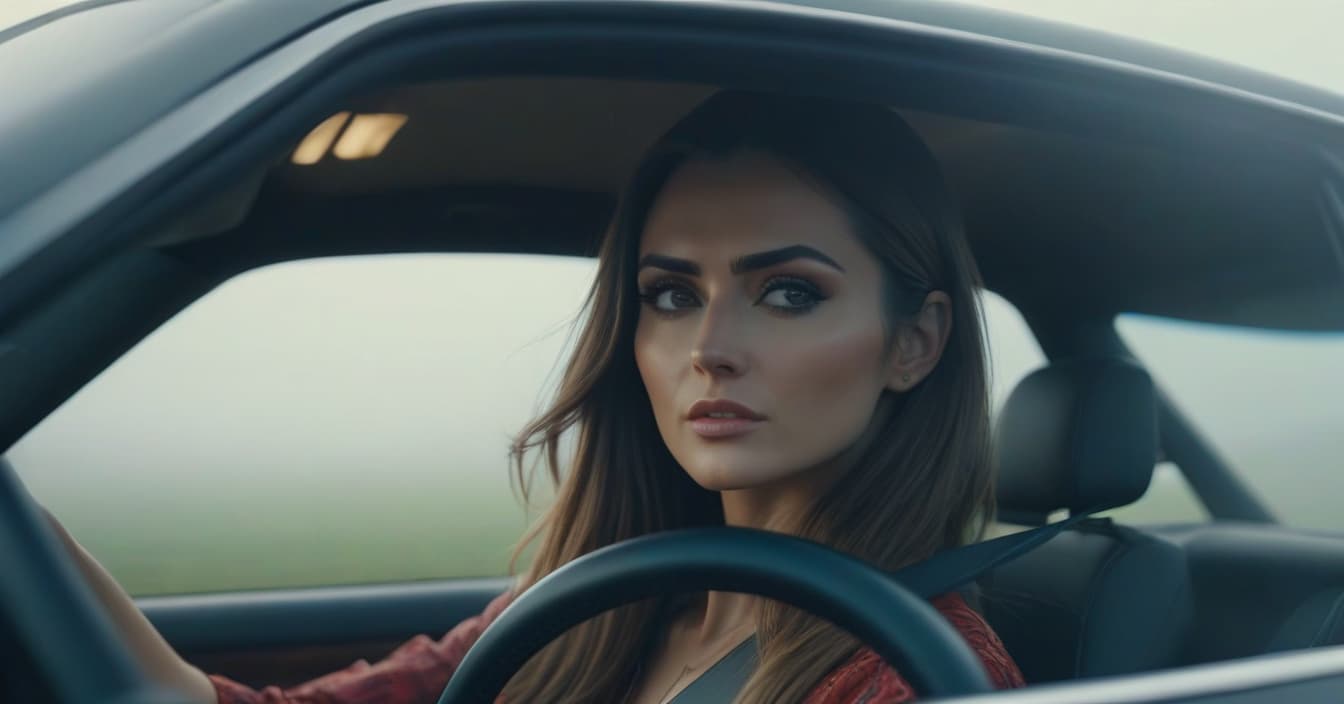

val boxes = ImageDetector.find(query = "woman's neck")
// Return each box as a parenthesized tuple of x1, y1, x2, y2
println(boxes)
(675, 590, 757, 649)
(718, 455, 835, 531)
(687, 479, 817, 644)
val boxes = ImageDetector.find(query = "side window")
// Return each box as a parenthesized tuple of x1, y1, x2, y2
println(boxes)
(1104, 461, 1209, 525)
(11, 254, 597, 596)
(980, 290, 1046, 416)
(1117, 315, 1344, 532)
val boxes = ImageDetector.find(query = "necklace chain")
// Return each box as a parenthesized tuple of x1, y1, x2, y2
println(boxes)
(655, 664, 696, 704)
(652, 622, 755, 704)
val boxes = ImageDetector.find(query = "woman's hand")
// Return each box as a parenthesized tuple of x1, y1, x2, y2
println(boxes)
(42, 509, 218, 704)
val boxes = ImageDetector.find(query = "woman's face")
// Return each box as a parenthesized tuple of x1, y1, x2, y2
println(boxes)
(634, 151, 907, 498)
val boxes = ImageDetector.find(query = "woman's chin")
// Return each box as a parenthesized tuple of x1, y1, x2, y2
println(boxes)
(682, 461, 794, 492)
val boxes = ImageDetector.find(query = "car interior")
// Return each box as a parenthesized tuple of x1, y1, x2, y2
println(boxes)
(3, 8, 1344, 701)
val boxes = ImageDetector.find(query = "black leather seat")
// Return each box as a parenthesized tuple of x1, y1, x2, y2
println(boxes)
(978, 358, 1193, 683)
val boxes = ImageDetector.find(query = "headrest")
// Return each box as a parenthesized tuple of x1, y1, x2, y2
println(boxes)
(996, 358, 1159, 523)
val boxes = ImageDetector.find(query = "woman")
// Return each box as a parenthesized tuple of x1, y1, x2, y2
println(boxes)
(51, 90, 1023, 703)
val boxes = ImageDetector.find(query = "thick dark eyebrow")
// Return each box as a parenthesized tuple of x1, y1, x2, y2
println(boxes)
(731, 245, 845, 274)
(638, 245, 844, 277)
(637, 254, 700, 276)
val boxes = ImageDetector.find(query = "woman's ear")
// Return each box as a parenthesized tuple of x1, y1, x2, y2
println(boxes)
(886, 291, 953, 392)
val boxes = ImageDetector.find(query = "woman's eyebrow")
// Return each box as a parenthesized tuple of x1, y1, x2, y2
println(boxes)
(638, 254, 700, 275)
(731, 245, 844, 273)
(637, 245, 844, 276)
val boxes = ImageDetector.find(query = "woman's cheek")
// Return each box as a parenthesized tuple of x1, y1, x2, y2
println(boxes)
(767, 325, 886, 439)
(634, 323, 686, 418)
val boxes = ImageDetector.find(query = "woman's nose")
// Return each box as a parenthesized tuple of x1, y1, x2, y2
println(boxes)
(690, 304, 748, 377)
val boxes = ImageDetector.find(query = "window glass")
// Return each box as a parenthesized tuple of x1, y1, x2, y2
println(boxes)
(12, 254, 590, 595)
(11, 257, 1054, 595)
(1118, 315, 1344, 531)
(981, 291, 1045, 415)
(1103, 461, 1209, 525)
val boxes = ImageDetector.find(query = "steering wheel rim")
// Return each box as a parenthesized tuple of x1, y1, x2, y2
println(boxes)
(438, 526, 993, 704)
(0, 458, 161, 704)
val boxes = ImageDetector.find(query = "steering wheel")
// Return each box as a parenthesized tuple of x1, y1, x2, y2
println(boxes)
(437, 527, 994, 703)
(0, 458, 170, 704)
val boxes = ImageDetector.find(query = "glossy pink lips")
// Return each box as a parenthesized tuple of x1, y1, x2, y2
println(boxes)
(689, 417, 763, 438)
(686, 399, 765, 439)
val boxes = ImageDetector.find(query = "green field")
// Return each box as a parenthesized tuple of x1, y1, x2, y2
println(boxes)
(31, 470, 541, 596)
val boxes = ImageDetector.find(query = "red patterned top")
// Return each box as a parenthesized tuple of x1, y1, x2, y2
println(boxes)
(210, 591, 1023, 704)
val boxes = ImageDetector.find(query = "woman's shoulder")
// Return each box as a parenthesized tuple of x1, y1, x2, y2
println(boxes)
(802, 592, 1024, 704)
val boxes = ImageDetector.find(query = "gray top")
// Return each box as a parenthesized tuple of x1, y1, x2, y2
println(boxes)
(667, 635, 759, 704)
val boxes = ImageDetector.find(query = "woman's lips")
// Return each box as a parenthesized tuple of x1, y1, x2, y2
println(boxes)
(686, 399, 765, 439)
(690, 417, 764, 439)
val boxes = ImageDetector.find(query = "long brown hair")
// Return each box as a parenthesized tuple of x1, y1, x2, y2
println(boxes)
(499, 91, 994, 703)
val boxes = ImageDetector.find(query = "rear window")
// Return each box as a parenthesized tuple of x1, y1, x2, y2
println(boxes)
(1117, 315, 1344, 532)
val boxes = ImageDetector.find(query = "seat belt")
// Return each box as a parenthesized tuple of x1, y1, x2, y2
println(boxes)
(668, 510, 1101, 704)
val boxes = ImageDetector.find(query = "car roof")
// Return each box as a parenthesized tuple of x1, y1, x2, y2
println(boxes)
(1, 0, 1341, 221)
(4, 0, 1343, 213)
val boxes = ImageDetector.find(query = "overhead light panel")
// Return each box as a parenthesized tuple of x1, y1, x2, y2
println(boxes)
(291, 112, 351, 165)
(332, 113, 409, 160)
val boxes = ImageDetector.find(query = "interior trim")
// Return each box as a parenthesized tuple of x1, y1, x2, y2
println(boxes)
(138, 576, 513, 652)
(939, 645, 1344, 703)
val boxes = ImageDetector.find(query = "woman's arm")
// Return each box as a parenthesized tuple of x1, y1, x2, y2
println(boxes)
(44, 509, 515, 704)
(802, 593, 1024, 704)
(43, 511, 217, 703)
(208, 589, 515, 704)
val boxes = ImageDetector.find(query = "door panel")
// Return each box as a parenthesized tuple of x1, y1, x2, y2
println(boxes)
(1156, 524, 1344, 664)
(189, 638, 408, 689)
(142, 577, 511, 688)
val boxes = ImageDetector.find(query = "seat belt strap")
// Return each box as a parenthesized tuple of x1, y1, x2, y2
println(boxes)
(669, 509, 1101, 704)
(887, 508, 1099, 598)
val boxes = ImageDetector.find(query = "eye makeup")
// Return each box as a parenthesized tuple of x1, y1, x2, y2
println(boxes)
(637, 271, 832, 318)
(638, 277, 702, 317)
(755, 275, 829, 315)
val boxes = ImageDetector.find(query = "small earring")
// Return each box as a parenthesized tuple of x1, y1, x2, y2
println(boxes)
(902, 374, 911, 383)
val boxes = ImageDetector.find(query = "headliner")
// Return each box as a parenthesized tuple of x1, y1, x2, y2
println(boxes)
(254, 77, 1344, 331)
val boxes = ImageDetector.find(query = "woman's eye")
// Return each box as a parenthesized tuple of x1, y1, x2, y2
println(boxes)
(759, 280, 824, 311)
(642, 285, 700, 312)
